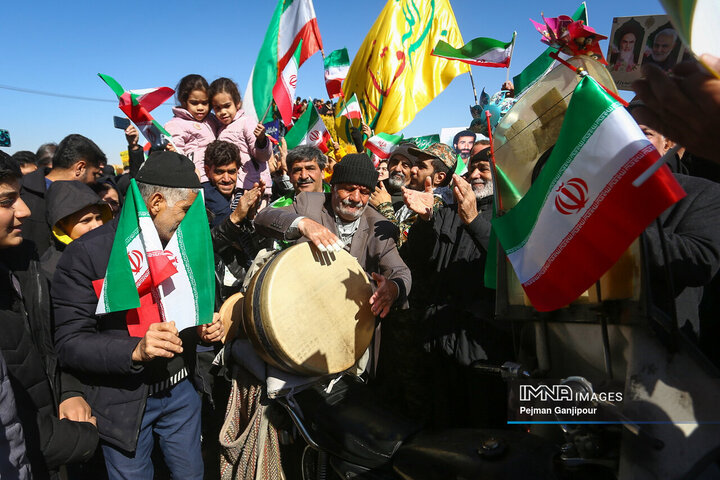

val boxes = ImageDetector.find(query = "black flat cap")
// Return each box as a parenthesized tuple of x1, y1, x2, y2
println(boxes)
(136, 151, 200, 189)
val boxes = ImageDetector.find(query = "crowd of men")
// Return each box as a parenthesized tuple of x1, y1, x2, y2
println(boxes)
(1, 55, 720, 480)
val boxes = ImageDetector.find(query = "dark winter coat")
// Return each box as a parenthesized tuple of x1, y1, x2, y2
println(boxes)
(39, 181, 111, 282)
(643, 174, 720, 334)
(20, 167, 52, 255)
(52, 218, 194, 453)
(0, 243, 98, 478)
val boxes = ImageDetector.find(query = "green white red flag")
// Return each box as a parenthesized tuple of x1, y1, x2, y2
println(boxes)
(285, 105, 331, 153)
(366, 132, 402, 166)
(324, 48, 350, 98)
(245, 0, 323, 123)
(94, 180, 214, 336)
(492, 76, 686, 312)
(432, 33, 516, 68)
(98, 73, 174, 147)
(273, 41, 303, 127)
(337, 93, 362, 121)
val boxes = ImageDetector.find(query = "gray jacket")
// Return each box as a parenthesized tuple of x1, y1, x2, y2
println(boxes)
(254, 192, 411, 306)
(0, 350, 32, 480)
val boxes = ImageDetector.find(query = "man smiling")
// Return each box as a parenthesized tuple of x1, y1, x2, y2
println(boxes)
(202, 141, 242, 226)
(255, 153, 411, 318)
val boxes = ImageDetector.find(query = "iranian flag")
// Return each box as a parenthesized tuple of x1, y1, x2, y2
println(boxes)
(285, 106, 331, 152)
(98, 74, 174, 147)
(95, 180, 214, 336)
(273, 41, 303, 127)
(324, 48, 350, 98)
(366, 132, 402, 166)
(492, 76, 685, 312)
(244, 0, 323, 123)
(337, 93, 362, 121)
(432, 33, 516, 68)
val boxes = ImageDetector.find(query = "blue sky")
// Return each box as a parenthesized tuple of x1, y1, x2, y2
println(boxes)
(1, 0, 664, 164)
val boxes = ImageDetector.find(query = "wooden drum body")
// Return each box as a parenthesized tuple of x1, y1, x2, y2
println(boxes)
(243, 242, 375, 376)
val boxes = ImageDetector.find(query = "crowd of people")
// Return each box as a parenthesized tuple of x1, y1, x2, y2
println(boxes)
(1, 52, 720, 480)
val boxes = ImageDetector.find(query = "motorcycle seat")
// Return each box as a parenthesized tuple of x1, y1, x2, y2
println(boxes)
(292, 375, 423, 469)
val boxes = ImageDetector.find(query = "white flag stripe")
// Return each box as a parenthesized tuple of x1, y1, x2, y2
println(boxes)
(325, 65, 349, 80)
(278, 0, 316, 60)
(506, 106, 654, 283)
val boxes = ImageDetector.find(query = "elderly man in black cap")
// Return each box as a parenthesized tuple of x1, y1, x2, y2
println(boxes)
(52, 152, 221, 480)
(254, 153, 411, 318)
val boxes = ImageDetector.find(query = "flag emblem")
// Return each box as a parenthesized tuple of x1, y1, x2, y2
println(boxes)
(129, 251, 143, 273)
(554, 178, 589, 215)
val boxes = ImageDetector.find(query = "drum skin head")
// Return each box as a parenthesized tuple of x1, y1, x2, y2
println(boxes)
(219, 292, 244, 344)
(243, 242, 375, 376)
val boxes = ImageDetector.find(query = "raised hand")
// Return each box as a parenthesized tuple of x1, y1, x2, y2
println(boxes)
(369, 272, 399, 318)
(125, 124, 139, 149)
(402, 176, 434, 220)
(197, 313, 224, 344)
(453, 174, 478, 225)
(370, 181, 392, 208)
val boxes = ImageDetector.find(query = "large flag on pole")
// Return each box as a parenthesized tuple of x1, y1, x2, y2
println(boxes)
(513, 3, 587, 97)
(98, 74, 174, 147)
(492, 76, 686, 312)
(285, 106, 331, 152)
(324, 48, 350, 99)
(432, 33, 516, 68)
(337, 0, 468, 141)
(244, 0, 323, 123)
(95, 180, 214, 336)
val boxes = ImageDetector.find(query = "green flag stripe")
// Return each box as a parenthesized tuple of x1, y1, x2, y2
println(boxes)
(324, 48, 350, 68)
(251, 1, 283, 118)
(492, 77, 617, 251)
(434, 37, 511, 60)
(97, 73, 125, 98)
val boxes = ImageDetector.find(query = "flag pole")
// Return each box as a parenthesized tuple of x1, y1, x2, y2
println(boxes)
(260, 101, 274, 124)
(485, 110, 503, 213)
(506, 32, 517, 83)
(468, 69, 479, 105)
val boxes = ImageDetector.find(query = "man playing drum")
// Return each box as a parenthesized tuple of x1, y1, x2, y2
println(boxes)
(254, 153, 411, 318)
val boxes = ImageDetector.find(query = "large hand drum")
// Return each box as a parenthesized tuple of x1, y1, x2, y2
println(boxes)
(242, 242, 375, 376)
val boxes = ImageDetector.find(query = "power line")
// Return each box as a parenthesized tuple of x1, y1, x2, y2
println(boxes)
(0, 84, 171, 106)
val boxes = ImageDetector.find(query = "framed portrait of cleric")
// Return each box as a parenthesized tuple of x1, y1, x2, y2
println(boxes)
(607, 15, 689, 91)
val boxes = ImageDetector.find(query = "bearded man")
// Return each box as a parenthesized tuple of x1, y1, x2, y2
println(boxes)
(254, 153, 411, 319)
(401, 148, 511, 429)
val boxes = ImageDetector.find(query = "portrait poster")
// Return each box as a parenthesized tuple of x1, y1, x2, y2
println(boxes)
(607, 14, 690, 91)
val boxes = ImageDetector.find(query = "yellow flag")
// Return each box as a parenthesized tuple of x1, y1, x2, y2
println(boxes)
(336, 0, 469, 141)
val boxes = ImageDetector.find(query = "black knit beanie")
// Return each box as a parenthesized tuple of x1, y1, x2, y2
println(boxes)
(136, 151, 200, 189)
(331, 153, 379, 190)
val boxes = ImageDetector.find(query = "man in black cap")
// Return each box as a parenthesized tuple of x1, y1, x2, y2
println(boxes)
(52, 151, 222, 480)
(254, 153, 411, 318)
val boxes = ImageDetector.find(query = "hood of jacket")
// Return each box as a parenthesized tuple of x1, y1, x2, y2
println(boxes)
(45, 181, 112, 245)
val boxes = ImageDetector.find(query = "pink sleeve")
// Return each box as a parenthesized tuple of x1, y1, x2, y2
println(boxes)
(244, 120, 272, 163)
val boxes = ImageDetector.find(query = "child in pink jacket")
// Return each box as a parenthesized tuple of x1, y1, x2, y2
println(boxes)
(164, 74, 219, 182)
(209, 77, 272, 197)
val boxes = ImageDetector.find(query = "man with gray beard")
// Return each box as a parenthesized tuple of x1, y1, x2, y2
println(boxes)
(254, 153, 411, 319)
(400, 149, 512, 429)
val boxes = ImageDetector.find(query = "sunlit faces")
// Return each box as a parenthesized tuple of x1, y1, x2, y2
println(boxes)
(466, 160, 494, 200)
(290, 159, 324, 193)
(332, 183, 371, 221)
(77, 161, 102, 184)
(376, 161, 389, 181)
(101, 187, 120, 216)
(58, 205, 105, 240)
(212, 92, 240, 126)
(387, 154, 412, 189)
(185, 89, 210, 122)
(409, 159, 435, 190)
(151, 191, 198, 245)
(0, 180, 31, 248)
(206, 163, 238, 197)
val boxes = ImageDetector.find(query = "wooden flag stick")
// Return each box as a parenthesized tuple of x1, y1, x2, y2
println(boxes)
(468, 69, 479, 105)
(485, 110, 504, 213)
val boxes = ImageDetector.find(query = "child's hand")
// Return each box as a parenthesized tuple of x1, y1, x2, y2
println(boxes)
(254, 123, 267, 140)
(361, 122, 373, 138)
(125, 125, 139, 149)
(165, 142, 177, 153)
